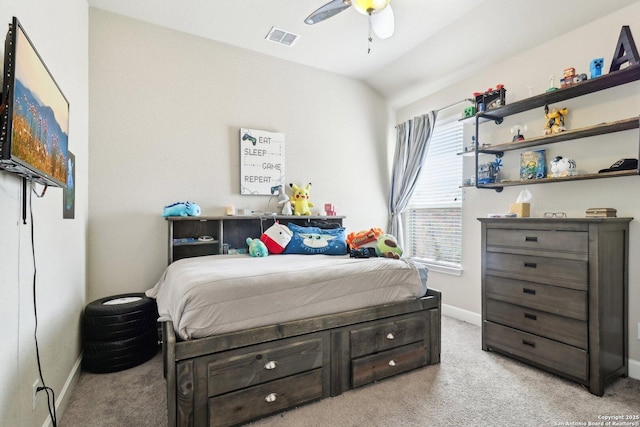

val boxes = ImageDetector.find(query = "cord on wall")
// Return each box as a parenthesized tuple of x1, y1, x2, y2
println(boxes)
(29, 181, 58, 427)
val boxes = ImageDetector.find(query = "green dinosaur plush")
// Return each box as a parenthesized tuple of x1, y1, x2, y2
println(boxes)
(246, 238, 268, 257)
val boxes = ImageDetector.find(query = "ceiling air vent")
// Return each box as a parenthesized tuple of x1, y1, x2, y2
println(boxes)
(266, 27, 299, 47)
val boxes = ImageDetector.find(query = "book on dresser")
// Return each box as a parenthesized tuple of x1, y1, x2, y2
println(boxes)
(585, 207, 617, 218)
(478, 217, 632, 396)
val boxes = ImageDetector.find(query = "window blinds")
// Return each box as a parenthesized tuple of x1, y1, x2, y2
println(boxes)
(406, 118, 463, 268)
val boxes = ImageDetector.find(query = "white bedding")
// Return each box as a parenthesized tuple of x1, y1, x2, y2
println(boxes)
(146, 254, 428, 340)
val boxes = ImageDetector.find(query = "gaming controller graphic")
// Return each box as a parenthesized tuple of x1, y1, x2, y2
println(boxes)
(242, 133, 257, 146)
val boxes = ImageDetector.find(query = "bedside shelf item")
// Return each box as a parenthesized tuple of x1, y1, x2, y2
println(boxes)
(463, 66, 640, 191)
(479, 217, 632, 396)
(166, 215, 345, 264)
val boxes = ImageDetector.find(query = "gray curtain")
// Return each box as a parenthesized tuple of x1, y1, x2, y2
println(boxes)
(387, 111, 438, 248)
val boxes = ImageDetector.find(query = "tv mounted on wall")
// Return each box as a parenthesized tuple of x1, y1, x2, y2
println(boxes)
(0, 17, 69, 188)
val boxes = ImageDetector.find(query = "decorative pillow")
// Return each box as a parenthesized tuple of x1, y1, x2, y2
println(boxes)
(282, 223, 348, 255)
(260, 222, 293, 254)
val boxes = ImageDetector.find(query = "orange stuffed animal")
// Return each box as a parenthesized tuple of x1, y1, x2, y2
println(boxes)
(347, 227, 384, 249)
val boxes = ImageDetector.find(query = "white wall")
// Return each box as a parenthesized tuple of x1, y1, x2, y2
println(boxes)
(88, 9, 391, 302)
(0, 1, 89, 426)
(397, 2, 640, 377)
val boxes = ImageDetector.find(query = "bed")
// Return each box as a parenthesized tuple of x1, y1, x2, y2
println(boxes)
(148, 253, 441, 427)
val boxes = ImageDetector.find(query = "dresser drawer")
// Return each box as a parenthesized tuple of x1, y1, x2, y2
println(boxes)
(351, 341, 428, 388)
(485, 252, 587, 290)
(484, 322, 588, 381)
(207, 335, 325, 397)
(350, 314, 425, 358)
(486, 299, 587, 349)
(209, 369, 324, 427)
(486, 228, 588, 255)
(485, 275, 587, 320)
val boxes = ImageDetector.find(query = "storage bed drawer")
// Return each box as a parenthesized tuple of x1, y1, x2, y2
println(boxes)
(485, 299, 587, 349)
(349, 314, 425, 358)
(484, 275, 587, 320)
(351, 341, 428, 388)
(209, 369, 324, 427)
(207, 335, 326, 397)
(484, 321, 588, 381)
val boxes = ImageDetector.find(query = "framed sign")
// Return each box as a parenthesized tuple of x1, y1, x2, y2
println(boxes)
(240, 128, 285, 195)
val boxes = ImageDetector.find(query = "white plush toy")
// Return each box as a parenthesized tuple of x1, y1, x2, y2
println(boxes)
(549, 156, 577, 177)
(260, 222, 293, 254)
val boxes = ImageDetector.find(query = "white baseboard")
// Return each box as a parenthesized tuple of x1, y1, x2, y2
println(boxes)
(42, 353, 82, 427)
(442, 303, 481, 326)
(628, 357, 640, 380)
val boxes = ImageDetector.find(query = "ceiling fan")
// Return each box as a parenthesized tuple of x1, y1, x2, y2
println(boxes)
(305, 0, 395, 42)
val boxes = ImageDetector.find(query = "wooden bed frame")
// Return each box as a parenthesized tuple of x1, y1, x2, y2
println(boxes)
(161, 288, 441, 427)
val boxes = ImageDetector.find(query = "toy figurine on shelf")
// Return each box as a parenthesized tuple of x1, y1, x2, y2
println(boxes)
(463, 105, 477, 118)
(561, 68, 576, 87)
(549, 156, 577, 178)
(465, 135, 476, 152)
(511, 123, 527, 141)
(474, 84, 506, 112)
(590, 58, 604, 78)
(546, 75, 558, 92)
(477, 157, 503, 184)
(543, 104, 569, 135)
(561, 67, 588, 88)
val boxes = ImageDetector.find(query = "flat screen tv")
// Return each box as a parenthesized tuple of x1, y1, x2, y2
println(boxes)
(0, 17, 69, 187)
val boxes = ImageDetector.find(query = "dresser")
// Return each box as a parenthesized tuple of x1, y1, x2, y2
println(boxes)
(478, 217, 632, 396)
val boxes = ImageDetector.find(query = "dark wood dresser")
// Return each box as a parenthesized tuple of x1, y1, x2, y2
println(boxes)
(478, 217, 632, 396)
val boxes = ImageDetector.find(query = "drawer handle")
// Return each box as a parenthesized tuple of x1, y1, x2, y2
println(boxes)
(523, 288, 536, 295)
(524, 262, 537, 268)
(522, 340, 536, 348)
(388, 360, 397, 367)
(524, 313, 537, 321)
(264, 361, 278, 370)
(525, 236, 538, 242)
(386, 333, 395, 340)
(264, 393, 278, 403)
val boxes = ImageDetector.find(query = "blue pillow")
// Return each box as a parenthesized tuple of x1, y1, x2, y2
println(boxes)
(282, 223, 348, 255)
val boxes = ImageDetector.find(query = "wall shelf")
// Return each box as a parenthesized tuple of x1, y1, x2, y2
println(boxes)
(463, 66, 640, 124)
(464, 66, 640, 191)
(472, 169, 637, 190)
(166, 215, 345, 264)
(478, 117, 639, 155)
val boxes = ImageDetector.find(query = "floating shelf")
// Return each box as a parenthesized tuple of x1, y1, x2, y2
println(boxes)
(473, 169, 638, 190)
(462, 66, 640, 124)
(480, 117, 639, 155)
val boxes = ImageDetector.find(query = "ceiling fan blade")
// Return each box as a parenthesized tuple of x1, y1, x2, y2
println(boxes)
(305, 0, 352, 25)
(371, 4, 394, 39)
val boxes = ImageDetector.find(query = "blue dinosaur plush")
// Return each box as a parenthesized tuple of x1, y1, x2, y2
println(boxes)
(162, 201, 202, 217)
(246, 237, 268, 257)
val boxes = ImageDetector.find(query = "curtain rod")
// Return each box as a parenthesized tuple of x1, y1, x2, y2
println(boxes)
(395, 98, 475, 128)
(437, 98, 474, 112)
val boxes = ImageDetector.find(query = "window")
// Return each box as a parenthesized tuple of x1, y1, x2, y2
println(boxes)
(405, 118, 463, 274)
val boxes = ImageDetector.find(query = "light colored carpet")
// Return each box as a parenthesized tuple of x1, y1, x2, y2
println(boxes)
(60, 316, 640, 426)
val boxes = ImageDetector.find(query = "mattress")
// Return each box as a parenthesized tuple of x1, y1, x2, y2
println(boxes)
(146, 254, 428, 340)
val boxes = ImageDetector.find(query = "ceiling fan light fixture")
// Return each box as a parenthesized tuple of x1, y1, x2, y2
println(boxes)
(352, 0, 390, 15)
